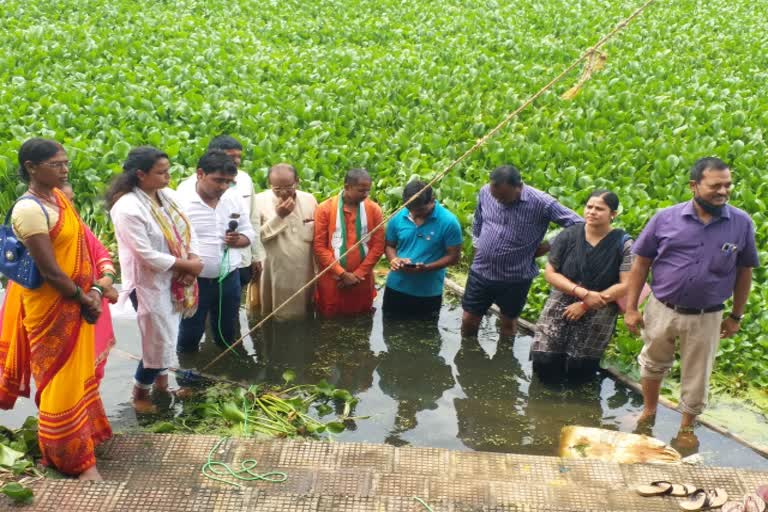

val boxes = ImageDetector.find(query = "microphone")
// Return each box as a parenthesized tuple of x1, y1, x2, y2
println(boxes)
(227, 220, 238, 233)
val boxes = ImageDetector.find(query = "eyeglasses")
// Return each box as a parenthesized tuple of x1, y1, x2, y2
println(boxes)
(272, 186, 296, 192)
(40, 160, 70, 169)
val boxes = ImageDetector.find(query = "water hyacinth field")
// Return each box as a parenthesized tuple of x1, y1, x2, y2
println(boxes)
(1, 0, 767, 411)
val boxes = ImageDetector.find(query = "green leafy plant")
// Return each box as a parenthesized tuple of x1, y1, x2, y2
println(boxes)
(143, 377, 366, 439)
(0, 483, 33, 505)
(0, 417, 42, 504)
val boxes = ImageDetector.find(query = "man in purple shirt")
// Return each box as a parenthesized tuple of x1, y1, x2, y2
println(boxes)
(462, 165, 582, 336)
(624, 157, 759, 439)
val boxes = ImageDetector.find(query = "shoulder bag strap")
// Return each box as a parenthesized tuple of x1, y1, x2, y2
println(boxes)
(3, 196, 51, 227)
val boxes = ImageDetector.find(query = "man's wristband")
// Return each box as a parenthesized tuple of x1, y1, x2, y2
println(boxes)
(729, 312, 743, 322)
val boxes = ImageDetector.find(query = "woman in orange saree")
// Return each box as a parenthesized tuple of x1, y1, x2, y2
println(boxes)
(0, 139, 111, 480)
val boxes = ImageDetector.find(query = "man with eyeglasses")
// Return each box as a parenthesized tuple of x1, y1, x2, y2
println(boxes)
(624, 157, 758, 444)
(251, 163, 318, 319)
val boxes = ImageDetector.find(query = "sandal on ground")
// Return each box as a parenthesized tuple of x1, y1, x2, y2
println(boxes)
(637, 481, 696, 497)
(680, 489, 728, 511)
(722, 494, 767, 512)
(745, 493, 767, 512)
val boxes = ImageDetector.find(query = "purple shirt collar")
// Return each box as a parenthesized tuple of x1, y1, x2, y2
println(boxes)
(681, 199, 731, 221)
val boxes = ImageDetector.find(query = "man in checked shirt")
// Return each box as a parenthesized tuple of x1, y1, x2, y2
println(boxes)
(461, 165, 582, 337)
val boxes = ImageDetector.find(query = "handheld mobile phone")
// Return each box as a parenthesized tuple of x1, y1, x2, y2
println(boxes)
(403, 262, 418, 268)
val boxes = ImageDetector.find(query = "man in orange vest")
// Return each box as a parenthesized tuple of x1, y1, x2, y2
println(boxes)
(313, 168, 386, 316)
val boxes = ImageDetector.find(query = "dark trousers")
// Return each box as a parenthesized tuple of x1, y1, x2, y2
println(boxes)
(238, 265, 252, 287)
(177, 270, 241, 353)
(382, 286, 442, 320)
(461, 270, 532, 319)
(134, 360, 166, 387)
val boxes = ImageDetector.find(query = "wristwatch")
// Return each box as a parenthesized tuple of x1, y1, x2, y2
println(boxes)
(728, 312, 743, 322)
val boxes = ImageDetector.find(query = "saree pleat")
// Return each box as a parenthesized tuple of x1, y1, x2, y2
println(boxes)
(0, 188, 111, 475)
(83, 225, 116, 383)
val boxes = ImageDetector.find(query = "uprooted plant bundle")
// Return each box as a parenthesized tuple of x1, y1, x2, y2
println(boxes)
(0, 417, 42, 505)
(144, 370, 367, 439)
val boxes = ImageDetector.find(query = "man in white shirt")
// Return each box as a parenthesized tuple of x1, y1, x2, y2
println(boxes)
(207, 135, 265, 287)
(175, 150, 257, 353)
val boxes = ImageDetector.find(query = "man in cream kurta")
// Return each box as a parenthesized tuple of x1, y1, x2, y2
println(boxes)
(252, 163, 318, 320)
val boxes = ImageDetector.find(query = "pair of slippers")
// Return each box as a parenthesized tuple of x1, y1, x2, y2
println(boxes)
(636, 481, 727, 510)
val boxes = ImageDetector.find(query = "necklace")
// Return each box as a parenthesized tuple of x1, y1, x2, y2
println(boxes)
(27, 187, 58, 205)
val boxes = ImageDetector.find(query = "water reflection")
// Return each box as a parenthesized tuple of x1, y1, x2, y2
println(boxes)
(6, 296, 764, 469)
(252, 317, 321, 383)
(522, 373, 605, 454)
(234, 303, 768, 468)
(377, 319, 454, 446)
(454, 338, 526, 451)
(312, 316, 378, 394)
(253, 315, 378, 395)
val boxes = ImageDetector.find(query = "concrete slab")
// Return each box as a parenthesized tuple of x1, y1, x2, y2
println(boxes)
(4, 433, 768, 512)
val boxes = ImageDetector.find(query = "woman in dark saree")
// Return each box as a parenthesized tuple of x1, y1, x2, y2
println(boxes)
(530, 190, 633, 378)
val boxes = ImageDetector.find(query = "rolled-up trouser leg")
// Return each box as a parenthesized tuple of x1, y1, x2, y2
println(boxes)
(676, 310, 723, 416)
(637, 294, 678, 381)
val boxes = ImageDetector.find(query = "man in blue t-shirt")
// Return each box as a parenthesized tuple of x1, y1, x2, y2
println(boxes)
(384, 180, 463, 319)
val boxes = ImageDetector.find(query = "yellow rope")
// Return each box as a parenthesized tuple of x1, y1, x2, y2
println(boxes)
(202, 0, 658, 371)
(561, 50, 607, 100)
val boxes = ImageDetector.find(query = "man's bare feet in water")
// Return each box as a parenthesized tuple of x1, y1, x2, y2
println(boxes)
(671, 429, 700, 457)
(153, 374, 194, 400)
(637, 407, 657, 423)
(132, 385, 159, 414)
(618, 408, 657, 432)
(634, 412, 657, 437)
(78, 466, 103, 481)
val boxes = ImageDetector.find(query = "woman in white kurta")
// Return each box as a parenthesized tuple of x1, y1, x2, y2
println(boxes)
(251, 164, 318, 320)
(106, 146, 203, 413)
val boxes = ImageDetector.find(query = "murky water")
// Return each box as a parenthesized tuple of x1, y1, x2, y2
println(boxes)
(4, 293, 768, 469)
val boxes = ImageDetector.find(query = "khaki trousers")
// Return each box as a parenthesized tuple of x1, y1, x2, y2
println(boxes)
(637, 294, 723, 416)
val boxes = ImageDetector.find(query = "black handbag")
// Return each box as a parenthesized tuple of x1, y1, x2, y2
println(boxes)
(0, 196, 49, 289)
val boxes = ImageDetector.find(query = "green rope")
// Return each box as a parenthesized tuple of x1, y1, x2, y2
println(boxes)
(201, 437, 287, 488)
(242, 397, 249, 437)
(216, 247, 244, 360)
(413, 496, 434, 511)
